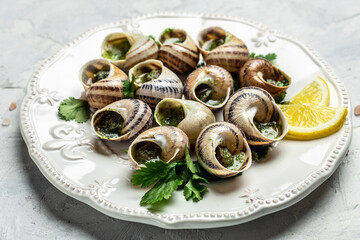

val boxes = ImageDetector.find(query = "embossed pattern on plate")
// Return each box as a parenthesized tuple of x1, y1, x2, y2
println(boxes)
(20, 12, 352, 229)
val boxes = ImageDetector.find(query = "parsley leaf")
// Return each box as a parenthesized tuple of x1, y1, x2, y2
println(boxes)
(182, 146, 208, 201)
(123, 76, 136, 98)
(131, 160, 174, 188)
(251, 146, 270, 161)
(140, 164, 183, 206)
(273, 91, 287, 104)
(249, 52, 277, 64)
(184, 177, 207, 201)
(58, 97, 90, 123)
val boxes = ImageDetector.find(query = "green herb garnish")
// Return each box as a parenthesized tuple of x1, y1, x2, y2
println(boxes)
(93, 70, 109, 82)
(251, 146, 270, 161)
(249, 53, 277, 64)
(123, 76, 136, 98)
(131, 145, 208, 206)
(273, 91, 288, 104)
(149, 35, 160, 47)
(58, 97, 91, 123)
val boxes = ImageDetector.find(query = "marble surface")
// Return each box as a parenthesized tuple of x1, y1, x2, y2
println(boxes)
(1, 0, 359, 239)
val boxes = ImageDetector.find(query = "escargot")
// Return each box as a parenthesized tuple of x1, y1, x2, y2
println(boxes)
(128, 59, 183, 108)
(158, 28, 199, 73)
(240, 58, 291, 96)
(86, 64, 129, 109)
(223, 87, 288, 146)
(128, 126, 190, 169)
(154, 98, 216, 144)
(91, 99, 153, 141)
(196, 122, 252, 178)
(184, 65, 233, 110)
(79, 59, 124, 91)
(198, 27, 249, 73)
(101, 32, 158, 71)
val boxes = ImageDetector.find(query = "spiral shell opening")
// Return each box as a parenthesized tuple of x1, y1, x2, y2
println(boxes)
(197, 27, 249, 73)
(79, 59, 112, 90)
(101, 33, 133, 61)
(129, 60, 162, 86)
(154, 98, 216, 144)
(198, 27, 227, 51)
(185, 65, 233, 109)
(240, 58, 291, 96)
(130, 141, 163, 164)
(91, 99, 153, 142)
(224, 87, 288, 146)
(159, 28, 186, 45)
(155, 99, 185, 127)
(196, 122, 252, 178)
(128, 126, 190, 169)
(92, 110, 126, 140)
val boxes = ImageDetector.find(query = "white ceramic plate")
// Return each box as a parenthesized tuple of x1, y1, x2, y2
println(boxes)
(20, 12, 352, 229)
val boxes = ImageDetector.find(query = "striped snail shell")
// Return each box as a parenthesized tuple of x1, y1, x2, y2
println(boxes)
(198, 27, 249, 73)
(86, 65, 129, 109)
(91, 99, 153, 142)
(184, 65, 233, 110)
(158, 28, 199, 73)
(223, 87, 288, 146)
(154, 98, 216, 144)
(240, 58, 291, 96)
(79, 59, 123, 91)
(196, 122, 252, 178)
(101, 32, 158, 72)
(128, 59, 183, 108)
(128, 126, 190, 169)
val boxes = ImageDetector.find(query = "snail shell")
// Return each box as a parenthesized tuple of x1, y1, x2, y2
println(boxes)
(158, 28, 199, 73)
(198, 27, 249, 73)
(128, 126, 190, 169)
(223, 87, 288, 146)
(196, 122, 252, 178)
(86, 65, 129, 109)
(101, 32, 158, 72)
(79, 59, 124, 91)
(128, 59, 183, 108)
(91, 99, 153, 142)
(240, 58, 291, 96)
(184, 65, 233, 110)
(154, 98, 216, 144)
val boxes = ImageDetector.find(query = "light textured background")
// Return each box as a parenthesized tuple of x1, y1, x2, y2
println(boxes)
(1, 0, 360, 239)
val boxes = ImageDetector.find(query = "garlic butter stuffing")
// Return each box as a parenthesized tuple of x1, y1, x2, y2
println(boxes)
(58, 25, 355, 208)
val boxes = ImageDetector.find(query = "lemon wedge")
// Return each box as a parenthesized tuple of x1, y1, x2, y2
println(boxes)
(279, 104, 347, 140)
(290, 76, 330, 106)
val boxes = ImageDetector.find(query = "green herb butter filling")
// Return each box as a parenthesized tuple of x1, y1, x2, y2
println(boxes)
(93, 70, 110, 83)
(201, 34, 230, 51)
(134, 67, 161, 85)
(254, 121, 282, 139)
(132, 142, 162, 164)
(156, 102, 185, 127)
(95, 111, 124, 139)
(102, 38, 131, 61)
(195, 83, 225, 106)
(215, 146, 246, 171)
(265, 78, 289, 87)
